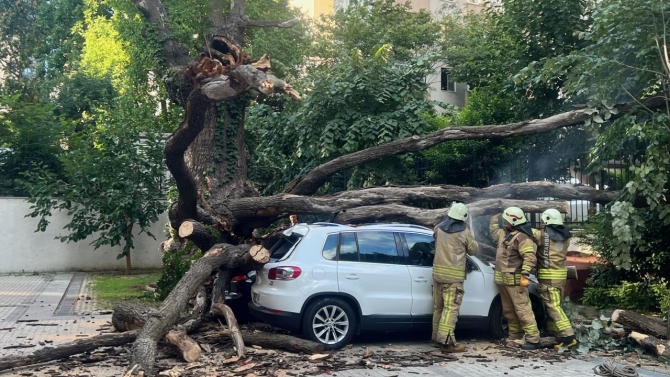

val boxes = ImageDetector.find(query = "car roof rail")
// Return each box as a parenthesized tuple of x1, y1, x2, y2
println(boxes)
(312, 222, 345, 227)
(358, 223, 432, 231)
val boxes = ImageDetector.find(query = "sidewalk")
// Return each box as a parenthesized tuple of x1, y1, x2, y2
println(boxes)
(0, 273, 112, 359)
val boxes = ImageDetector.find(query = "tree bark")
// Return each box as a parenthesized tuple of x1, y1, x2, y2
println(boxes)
(629, 331, 670, 357)
(213, 182, 586, 234)
(113, 302, 153, 332)
(212, 303, 246, 358)
(128, 243, 269, 375)
(286, 97, 667, 196)
(332, 200, 567, 227)
(165, 327, 201, 363)
(612, 309, 668, 339)
(210, 270, 231, 318)
(0, 330, 139, 372)
(241, 331, 325, 354)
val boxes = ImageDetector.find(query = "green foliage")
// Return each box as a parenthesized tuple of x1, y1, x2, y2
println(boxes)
(582, 208, 670, 279)
(21, 97, 167, 273)
(245, 0, 312, 79)
(156, 242, 202, 300)
(0, 95, 63, 196)
(248, 46, 438, 194)
(582, 282, 670, 315)
(313, 0, 440, 61)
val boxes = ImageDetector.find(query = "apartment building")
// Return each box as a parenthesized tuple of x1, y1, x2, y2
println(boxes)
(291, 0, 489, 109)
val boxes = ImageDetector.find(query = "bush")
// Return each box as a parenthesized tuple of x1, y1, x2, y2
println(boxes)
(156, 242, 202, 300)
(582, 281, 670, 315)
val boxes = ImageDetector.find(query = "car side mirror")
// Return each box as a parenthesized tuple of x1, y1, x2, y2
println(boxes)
(466, 260, 474, 273)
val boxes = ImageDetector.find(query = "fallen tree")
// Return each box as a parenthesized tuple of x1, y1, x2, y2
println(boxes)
(113, 0, 665, 374)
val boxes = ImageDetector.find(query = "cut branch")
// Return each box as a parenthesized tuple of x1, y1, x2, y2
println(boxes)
(612, 309, 668, 339)
(179, 220, 217, 251)
(247, 18, 300, 28)
(286, 97, 667, 196)
(629, 331, 670, 357)
(165, 327, 201, 363)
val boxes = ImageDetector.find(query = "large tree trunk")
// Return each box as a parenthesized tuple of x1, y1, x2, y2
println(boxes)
(211, 182, 595, 234)
(0, 331, 139, 372)
(129, 244, 269, 375)
(612, 309, 668, 339)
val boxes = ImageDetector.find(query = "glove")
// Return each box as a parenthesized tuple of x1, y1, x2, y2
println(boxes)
(520, 273, 530, 287)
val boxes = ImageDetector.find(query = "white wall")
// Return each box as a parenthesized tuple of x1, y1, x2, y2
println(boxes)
(0, 198, 167, 273)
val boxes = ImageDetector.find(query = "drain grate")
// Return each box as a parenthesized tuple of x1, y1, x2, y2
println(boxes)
(54, 273, 86, 316)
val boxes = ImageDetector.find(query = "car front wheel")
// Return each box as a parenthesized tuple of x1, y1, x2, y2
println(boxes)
(302, 297, 357, 350)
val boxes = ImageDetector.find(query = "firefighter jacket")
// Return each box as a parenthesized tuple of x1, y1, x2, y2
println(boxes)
(489, 214, 537, 286)
(532, 225, 573, 286)
(433, 218, 478, 284)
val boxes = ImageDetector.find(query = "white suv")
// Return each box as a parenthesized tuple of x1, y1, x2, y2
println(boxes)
(249, 222, 545, 349)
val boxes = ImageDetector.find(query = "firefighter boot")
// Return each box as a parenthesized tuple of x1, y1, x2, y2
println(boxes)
(441, 343, 466, 353)
(521, 341, 540, 350)
(553, 335, 578, 351)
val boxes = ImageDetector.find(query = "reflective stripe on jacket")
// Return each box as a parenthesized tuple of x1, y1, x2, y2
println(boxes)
(433, 226, 478, 284)
(489, 214, 537, 285)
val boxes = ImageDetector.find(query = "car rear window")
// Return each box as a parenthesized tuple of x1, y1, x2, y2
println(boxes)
(269, 234, 303, 261)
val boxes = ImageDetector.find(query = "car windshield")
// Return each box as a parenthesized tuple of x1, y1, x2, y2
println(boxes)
(269, 234, 303, 262)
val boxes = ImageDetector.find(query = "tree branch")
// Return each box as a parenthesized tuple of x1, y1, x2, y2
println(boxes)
(285, 96, 667, 196)
(135, 0, 191, 68)
(247, 18, 300, 28)
(333, 200, 568, 227)
(210, 182, 617, 234)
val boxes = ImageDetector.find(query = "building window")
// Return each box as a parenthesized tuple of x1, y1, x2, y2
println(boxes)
(441, 68, 456, 92)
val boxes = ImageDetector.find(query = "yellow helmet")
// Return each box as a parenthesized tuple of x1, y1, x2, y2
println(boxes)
(502, 206, 527, 226)
(541, 209, 563, 226)
(447, 202, 468, 221)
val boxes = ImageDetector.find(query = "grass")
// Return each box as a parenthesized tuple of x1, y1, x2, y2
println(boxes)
(90, 271, 162, 309)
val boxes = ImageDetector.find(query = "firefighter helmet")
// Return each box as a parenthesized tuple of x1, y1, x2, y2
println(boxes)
(541, 208, 563, 226)
(447, 202, 468, 221)
(502, 206, 527, 226)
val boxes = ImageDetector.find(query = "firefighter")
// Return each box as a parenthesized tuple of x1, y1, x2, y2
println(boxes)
(432, 202, 478, 353)
(489, 207, 541, 350)
(532, 208, 578, 351)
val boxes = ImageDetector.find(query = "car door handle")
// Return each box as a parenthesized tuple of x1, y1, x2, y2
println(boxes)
(414, 277, 428, 283)
(345, 274, 359, 280)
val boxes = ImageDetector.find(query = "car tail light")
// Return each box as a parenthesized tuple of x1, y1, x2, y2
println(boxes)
(268, 266, 302, 280)
(231, 274, 247, 283)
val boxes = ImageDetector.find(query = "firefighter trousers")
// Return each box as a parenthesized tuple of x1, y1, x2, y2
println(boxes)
(498, 284, 540, 343)
(432, 281, 464, 345)
(539, 282, 574, 337)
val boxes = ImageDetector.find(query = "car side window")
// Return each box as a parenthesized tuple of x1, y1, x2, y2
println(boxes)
(356, 231, 399, 264)
(338, 232, 359, 262)
(404, 233, 435, 267)
(322, 234, 338, 261)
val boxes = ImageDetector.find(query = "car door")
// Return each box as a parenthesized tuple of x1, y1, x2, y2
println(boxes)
(402, 232, 435, 318)
(336, 230, 413, 327)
